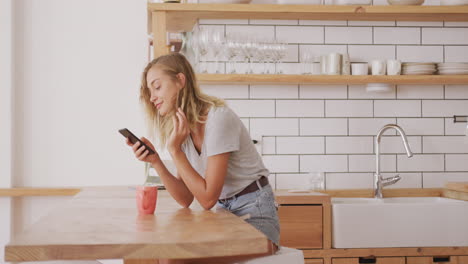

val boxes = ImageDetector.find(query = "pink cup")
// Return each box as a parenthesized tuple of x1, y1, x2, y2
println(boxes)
(136, 185, 158, 215)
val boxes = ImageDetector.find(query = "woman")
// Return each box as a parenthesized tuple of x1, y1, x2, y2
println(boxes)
(126, 53, 280, 257)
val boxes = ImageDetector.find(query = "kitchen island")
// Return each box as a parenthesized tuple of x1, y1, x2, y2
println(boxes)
(5, 186, 270, 263)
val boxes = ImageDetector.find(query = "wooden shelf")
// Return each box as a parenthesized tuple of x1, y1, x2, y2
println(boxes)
(197, 74, 468, 85)
(148, 3, 468, 32)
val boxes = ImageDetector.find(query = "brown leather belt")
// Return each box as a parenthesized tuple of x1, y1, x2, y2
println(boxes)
(219, 176, 269, 202)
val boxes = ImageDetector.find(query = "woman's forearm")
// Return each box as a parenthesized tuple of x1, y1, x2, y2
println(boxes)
(151, 159, 194, 208)
(170, 150, 217, 209)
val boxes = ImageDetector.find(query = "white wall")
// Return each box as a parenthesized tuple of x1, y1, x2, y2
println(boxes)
(1, 0, 13, 262)
(13, 0, 149, 188)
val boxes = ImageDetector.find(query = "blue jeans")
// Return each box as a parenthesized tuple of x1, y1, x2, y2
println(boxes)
(217, 183, 280, 246)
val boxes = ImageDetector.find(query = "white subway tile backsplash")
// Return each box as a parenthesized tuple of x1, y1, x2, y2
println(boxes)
(349, 154, 396, 172)
(397, 154, 445, 172)
(276, 26, 324, 44)
(195, 17, 468, 191)
(280, 45, 300, 63)
(397, 46, 444, 63)
(276, 100, 324, 117)
(277, 137, 324, 154)
(446, 154, 468, 171)
(326, 100, 373, 117)
(382, 173, 422, 189)
(326, 173, 373, 189)
(397, 118, 444, 136)
(262, 136, 276, 155)
(325, 27, 373, 44)
(299, 45, 348, 60)
(444, 22, 468, 27)
(263, 155, 299, 173)
(397, 85, 444, 99)
(300, 155, 348, 173)
(250, 19, 298, 25)
(226, 100, 275, 117)
(300, 118, 348, 136)
(423, 28, 468, 45)
(348, 85, 396, 99)
(250, 84, 299, 99)
(444, 46, 468, 63)
(300, 20, 347, 26)
(326, 137, 373, 154)
(348, 45, 395, 62)
(422, 100, 468, 117)
(349, 118, 397, 136)
(348, 21, 395, 26)
(423, 172, 468, 188)
(374, 27, 420, 44)
(201, 84, 249, 99)
(250, 118, 299, 136)
(423, 136, 468, 153)
(445, 85, 468, 99)
(397, 21, 443, 27)
(374, 100, 421, 117)
(199, 19, 248, 25)
(300, 85, 347, 99)
(226, 25, 275, 41)
(276, 173, 310, 190)
(445, 118, 468, 135)
(379, 136, 422, 154)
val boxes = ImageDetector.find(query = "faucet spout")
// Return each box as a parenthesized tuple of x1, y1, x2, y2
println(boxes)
(374, 124, 413, 198)
(382, 175, 401, 187)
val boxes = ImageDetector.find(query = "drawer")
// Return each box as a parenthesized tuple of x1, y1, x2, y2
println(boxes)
(333, 257, 405, 264)
(305, 259, 324, 264)
(407, 256, 468, 264)
(278, 205, 322, 249)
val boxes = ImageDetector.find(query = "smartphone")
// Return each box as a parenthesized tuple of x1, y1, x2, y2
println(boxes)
(119, 128, 155, 155)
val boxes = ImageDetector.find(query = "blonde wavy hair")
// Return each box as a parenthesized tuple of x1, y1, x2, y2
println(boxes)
(140, 53, 224, 148)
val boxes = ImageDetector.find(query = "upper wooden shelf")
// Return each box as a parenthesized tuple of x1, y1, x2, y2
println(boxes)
(148, 3, 468, 32)
(197, 74, 468, 85)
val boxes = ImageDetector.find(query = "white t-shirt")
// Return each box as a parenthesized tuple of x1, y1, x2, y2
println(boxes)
(181, 106, 269, 199)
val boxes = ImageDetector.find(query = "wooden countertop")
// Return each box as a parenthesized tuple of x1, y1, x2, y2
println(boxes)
(275, 189, 331, 205)
(5, 186, 269, 262)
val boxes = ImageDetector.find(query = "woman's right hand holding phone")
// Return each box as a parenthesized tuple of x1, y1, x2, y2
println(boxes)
(126, 137, 160, 164)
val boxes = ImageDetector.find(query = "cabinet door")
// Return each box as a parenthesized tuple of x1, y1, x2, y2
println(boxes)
(305, 259, 324, 264)
(407, 256, 468, 264)
(278, 205, 322, 249)
(333, 257, 405, 264)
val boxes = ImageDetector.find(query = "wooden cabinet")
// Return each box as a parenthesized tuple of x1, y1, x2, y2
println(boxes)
(333, 257, 405, 264)
(407, 256, 468, 264)
(278, 205, 323, 249)
(305, 259, 324, 264)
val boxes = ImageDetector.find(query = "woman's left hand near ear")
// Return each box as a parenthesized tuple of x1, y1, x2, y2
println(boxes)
(168, 108, 190, 154)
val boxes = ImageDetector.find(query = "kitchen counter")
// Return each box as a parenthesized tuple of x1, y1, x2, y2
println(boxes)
(5, 186, 269, 263)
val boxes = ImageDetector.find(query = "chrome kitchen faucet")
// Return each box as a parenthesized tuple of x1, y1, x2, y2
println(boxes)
(374, 124, 413, 199)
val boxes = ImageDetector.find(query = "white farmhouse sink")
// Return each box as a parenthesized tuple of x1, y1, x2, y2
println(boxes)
(331, 197, 468, 248)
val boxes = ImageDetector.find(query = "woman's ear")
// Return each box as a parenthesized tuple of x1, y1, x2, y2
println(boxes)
(176, 73, 186, 91)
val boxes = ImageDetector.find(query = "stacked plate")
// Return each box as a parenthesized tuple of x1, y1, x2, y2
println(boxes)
(437, 62, 468, 75)
(402, 62, 437, 75)
(440, 0, 468, 5)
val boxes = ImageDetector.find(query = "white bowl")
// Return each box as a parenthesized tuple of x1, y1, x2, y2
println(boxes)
(277, 0, 322, 4)
(440, 0, 468, 5)
(388, 0, 424, 5)
(366, 83, 394, 93)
